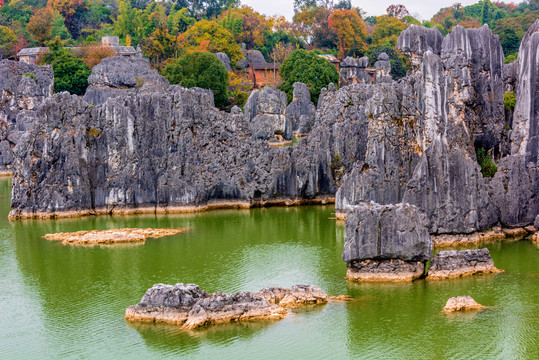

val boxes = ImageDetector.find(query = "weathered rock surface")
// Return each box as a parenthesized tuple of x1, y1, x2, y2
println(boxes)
(43, 227, 189, 245)
(443, 296, 486, 312)
(285, 82, 316, 135)
(427, 248, 501, 279)
(397, 25, 443, 65)
(10, 78, 343, 218)
(245, 87, 292, 142)
(0, 60, 54, 172)
(346, 259, 426, 282)
(339, 56, 371, 86)
(214, 52, 232, 72)
(83, 56, 169, 106)
(374, 53, 392, 83)
(125, 283, 332, 330)
(343, 203, 432, 281)
(432, 226, 530, 247)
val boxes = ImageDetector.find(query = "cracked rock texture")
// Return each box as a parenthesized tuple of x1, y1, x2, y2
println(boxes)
(245, 87, 292, 141)
(0, 60, 53, 172)
(83, 56, 169, 106)
(343, 203, 432, 281)
(125, 283, 328, 329)
(286, 82, 316, 135)
(443, 296, 485, 312)
(339, 56, 371, 86)
(427, 248, 500, 279)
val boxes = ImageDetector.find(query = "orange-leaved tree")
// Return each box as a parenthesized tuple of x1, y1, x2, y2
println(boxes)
(327, 9, 367, 60)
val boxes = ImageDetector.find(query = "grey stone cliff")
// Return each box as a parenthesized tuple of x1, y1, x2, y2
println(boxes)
(0, 60, 53, 172)
(343, 203, 432, 263)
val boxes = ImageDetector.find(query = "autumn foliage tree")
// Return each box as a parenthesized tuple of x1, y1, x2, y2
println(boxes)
(0, 25, 17, 57)
(372, 15, 406, 47)
(327, 9, 367, 59)
(183, 20, 243, 65)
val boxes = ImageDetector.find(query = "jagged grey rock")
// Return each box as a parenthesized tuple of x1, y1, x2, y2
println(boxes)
(339, 56, 371, 86)
(490, 20, 539, 227)
(285, 82, 316, 135)
(83, 56, 169, 106)
(427, 248, 500, 279)
(374, 53, 392, 83)
(0, 60, 53, 171)
(397, 25, 443, 65)
(245, 87, 292, 141)
(214, 52, 232, 72)
(125, 283, 329, 329)
(343, 202, 432, 263)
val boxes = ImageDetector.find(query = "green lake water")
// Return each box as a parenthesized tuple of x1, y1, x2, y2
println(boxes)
(0, 178, 538, 359)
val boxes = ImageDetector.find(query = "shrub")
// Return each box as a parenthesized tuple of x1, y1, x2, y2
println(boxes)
(22, 73, 37, 81)
(162, 51, 229, 108)
(279, 49, 339, 104)
(476, 147, 497, 178)
(504, 91, 516, 112)
(39, 38, 91, 95)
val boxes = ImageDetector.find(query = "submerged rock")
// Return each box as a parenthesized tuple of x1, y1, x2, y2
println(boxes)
(427, 248, 502, 279)
(443, 296, 486, 312)
(343, 203, 432, 281)
(125, 283, 333, 330)
(43, 227, 189, 246)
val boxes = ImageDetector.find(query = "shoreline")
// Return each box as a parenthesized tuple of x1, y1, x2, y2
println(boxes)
(8, 196, 335, 220)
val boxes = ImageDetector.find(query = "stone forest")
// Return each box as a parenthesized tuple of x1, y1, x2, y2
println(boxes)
(0, 16, 538, 360)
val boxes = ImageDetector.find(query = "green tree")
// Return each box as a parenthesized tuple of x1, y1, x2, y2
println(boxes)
(162, 51, 229, 108)
(0, 25, 17, 58)
(40, 37, 91, 95)
(279, 49, 339, 104)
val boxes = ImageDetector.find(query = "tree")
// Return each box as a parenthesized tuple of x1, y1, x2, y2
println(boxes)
(386, 4, 409, 19)
(294, 5, 337, 48)
(162, 51, 228, 107)
(27, 7, 55, 45)
(0, 25, 17, 58)
(372, 15, 406, 47)
(47, 0, 88, 38)
(39, 37, 91, 95)
(327, 9, 367, 59)
(183, 20, 243, 65)
(218, 6, 271, 49)
(279, 49, 339, 104)
(498, 28, 520, 56)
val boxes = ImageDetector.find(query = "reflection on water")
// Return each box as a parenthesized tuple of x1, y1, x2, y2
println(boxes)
(0, 177, 538, 359)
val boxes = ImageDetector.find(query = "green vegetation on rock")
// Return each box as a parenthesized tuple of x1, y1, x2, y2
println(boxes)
(162, 51, 229, 108)
(279, 49, 339, 104)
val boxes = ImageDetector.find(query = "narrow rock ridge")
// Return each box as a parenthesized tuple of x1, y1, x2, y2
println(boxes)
(43, 227, 189, 246)
(125, 283, 336, 330)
